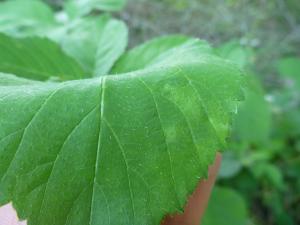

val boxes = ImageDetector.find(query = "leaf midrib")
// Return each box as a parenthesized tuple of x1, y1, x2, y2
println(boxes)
(89, 76, 107, 225)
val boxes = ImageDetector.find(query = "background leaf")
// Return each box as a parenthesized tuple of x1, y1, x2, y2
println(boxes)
(216, 40, 271, 146)
(111, 35, 212, 74)
(273, 57, 300, 138)
(0, 0, 55, 37)
(0, 33, 85, 81)
(201, 186, 249, 225)
(277, 57, 300, 87)
(232, 74, 271, 145)
(218, 152, 242, 179)
(57, 15, 128, 76)
(215, 40, 254, 69)
(93, 19, 128, 76)
(0, 0, 129, 78)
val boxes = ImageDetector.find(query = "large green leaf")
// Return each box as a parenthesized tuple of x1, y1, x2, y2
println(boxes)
(0, 39, 243, 225)
(65, 0, 127, 18)
(0, 0, 55, 37)
(57, 15, 128, 76)
(0, 33, 85, 81)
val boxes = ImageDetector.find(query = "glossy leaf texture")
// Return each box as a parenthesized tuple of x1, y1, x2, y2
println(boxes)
(0, 37, 244, 225)
(0, 33, 85, 81)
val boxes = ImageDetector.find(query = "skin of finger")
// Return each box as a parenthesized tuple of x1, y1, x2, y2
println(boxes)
(161, 153, 222, 225)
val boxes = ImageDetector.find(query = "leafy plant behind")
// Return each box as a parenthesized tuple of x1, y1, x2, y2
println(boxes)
(0, 33, 84, 81)
(0, 0, 128, 77)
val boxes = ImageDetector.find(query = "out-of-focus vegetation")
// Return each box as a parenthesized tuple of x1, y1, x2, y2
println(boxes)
(5, 0, 300, 224)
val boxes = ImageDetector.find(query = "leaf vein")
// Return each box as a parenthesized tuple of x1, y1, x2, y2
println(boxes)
(137, 77, 181, 206)
(104, 118, 136, 224)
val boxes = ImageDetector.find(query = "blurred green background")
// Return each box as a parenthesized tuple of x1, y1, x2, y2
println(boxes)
(3, 0, 300, 224)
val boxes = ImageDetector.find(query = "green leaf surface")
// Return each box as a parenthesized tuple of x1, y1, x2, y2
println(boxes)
(0, 0, 55, 37)
(58, 15, 128, 76)
(111, 35, 212, 74)
(201, 186, 248, 225)
(0, 33, 85, 81)
(0, 41, 243, 225)
(65, 0, 127, 18)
